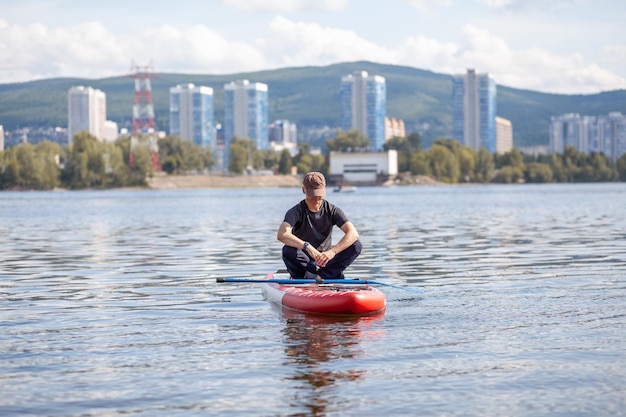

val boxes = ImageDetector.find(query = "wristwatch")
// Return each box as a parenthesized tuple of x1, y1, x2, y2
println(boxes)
(303, 242, 310, 251)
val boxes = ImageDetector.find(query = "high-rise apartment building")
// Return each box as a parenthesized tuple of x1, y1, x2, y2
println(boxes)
(495, 116, 513, 154)
(67, 86, 106, 142)
(340, 71, 387, 151)
(453, 69, 497, 152)
(169, 84, 215, 148)
(550, 112, 626, 161)
(223, 80, 268, 169)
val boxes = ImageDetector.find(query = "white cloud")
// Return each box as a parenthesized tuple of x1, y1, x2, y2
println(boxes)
(478, 0, 519, 10)
(449, 25, 626, 93)
(408, 0, 452, 13)
(222, 0, 348, 13)
(0, 17, 624, 94)
(262, 16, 395, 67)
(135, 25, 267, 74)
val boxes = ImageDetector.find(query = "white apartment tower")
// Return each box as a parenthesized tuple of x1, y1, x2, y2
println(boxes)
(67, 86, 106, 142)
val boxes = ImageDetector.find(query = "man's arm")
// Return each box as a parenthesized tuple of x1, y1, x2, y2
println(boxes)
(277, 221, 306, 249)
(331, 221, 359, 254)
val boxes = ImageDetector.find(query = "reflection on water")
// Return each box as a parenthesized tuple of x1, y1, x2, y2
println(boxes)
(280, 308, 385, 416)
(1, 184, 625, 416)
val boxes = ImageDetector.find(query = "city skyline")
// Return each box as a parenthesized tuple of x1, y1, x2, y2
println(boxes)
(453, 69, 497, 153)
(550, 112, 626, 162)
(1, 0, 624, 95)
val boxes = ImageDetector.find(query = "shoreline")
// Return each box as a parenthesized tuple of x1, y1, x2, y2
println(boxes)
(146, 174, 441, 189)
(0, 175, 442, 191)
(146, 174, 305, 190)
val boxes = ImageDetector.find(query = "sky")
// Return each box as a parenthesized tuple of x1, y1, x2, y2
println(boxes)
(1, 0, 625, 94)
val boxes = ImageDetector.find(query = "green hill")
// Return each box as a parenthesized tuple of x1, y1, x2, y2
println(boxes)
(1, 61, 625, 148)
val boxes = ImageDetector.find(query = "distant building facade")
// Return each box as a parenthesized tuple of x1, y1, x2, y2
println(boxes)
(495, 116, 513, 154)
(385, 117, 406, 140)
(103, 121, 119, 142)
(329, 150, 398, 184)
(169, 83, 215, 148)
(452, 69, 497, 152)
(269, 120, 298, 155)
(340, 71, 387, 151)
(223, 80, 268, 169)
(67, 86, 106, 142)
(269, 120, 297, 145)
(550, 112, 626, 161)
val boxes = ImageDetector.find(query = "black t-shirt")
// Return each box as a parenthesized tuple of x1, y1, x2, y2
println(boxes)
(283, 200, 350, 251)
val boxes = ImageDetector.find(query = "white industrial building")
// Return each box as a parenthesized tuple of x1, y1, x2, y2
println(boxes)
(329, 150, 398, 184)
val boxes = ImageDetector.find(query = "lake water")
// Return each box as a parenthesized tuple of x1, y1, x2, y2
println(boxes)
(1, 183, 625, 416)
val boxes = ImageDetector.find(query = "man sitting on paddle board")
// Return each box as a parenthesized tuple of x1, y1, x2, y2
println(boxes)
(277, 171, 362, 282)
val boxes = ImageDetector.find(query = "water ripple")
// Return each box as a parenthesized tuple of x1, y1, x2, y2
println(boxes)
(1, 184, 625, 416)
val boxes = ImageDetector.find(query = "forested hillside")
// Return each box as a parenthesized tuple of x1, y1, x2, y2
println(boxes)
(1, 61, 625, 148)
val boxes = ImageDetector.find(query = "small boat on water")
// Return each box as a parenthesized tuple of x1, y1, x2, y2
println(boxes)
(333, 185, 357, 193)
(261, 272, 386, 315)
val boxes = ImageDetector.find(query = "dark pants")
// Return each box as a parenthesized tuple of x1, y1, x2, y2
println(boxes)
(282, 240, 362, 279)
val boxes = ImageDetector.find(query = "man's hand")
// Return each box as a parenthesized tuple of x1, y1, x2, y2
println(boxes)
(314, 249, 336, 267)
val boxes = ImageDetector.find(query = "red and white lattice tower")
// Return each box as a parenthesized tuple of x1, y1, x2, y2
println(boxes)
(129, 60, 161, 171)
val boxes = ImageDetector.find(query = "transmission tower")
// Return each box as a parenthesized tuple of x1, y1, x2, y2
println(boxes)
(129, 60, 161, 171)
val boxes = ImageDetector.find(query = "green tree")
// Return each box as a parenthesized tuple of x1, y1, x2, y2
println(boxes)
(617, 153, 626, 181)
(407, 132, 421, 152)
(102, 141, 129, 187)
(0, 141, 63, 189)
(310, 153, 326, 172)
(14, 143, 40, 188)
(254, 149, 280, 171)
(496, 148, 525, 170)
(35, 141, 63, 189)
(62, 132, 106, 188)
(0, 147, 20, 189)
(585, 152, 617, 182)
(562, 146, 583, 182)
(549, 153, 568, 182)
(525, 162, 554, 183)
(114, 136, 150, 186)
(409, 150, 431, 176)
(296, 154, 313, 174)
(475, 147, 495, 183)
(326, 130, 370, 152)
(159, 136, 211, 174)
(493, 166, 524, 183)
(278, 149, 293, 174)
(293, 142, 327, 175)
(428, 143, 459, 183)
(129, 144, 153, 183)
(229, 137, 254, 173)
(384, 136, 412, 172)
(457, 147, 476, 182)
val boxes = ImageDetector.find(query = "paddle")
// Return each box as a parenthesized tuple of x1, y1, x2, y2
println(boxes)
(216, 277, 424, 294)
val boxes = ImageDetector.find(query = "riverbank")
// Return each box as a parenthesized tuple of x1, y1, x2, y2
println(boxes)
(146, 174, 440, 189)
(146, 174, 304, 189)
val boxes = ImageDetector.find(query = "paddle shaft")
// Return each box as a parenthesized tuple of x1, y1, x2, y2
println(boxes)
(216, 277, 424, 294)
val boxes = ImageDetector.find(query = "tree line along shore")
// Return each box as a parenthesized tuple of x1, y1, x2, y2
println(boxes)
(1, 130, 626, 191)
